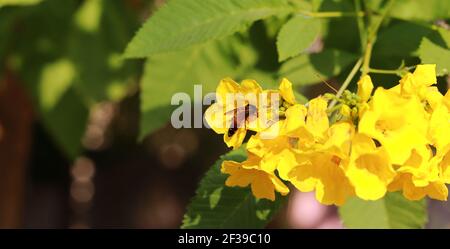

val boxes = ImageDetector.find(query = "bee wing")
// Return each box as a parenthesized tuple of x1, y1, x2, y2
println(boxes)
(224, 106, 247, 114)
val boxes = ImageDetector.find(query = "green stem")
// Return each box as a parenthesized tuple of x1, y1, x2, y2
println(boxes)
(354, 0, 366, 49)
(361, 0, 396, 76)
(361, 41, 373, 76)
(368, 68, 404, 75)
(298, 11, 365, 18)
(328, 58, 363, 109)
(326, 104, 343, 114)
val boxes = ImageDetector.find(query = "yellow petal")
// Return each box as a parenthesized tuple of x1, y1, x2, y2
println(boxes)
(357, 75, 374, 102)
(399, 65, 437, 98)
(216, 78, 240, 105)
(283, 104, 307, 135)
(429, 103, 450, 150)
(251, 171, 276, 201)
(240, 79, 262, 95)
(279, 78, 296, 105)
(424, 86, 444, 111)
(346, 134, 395, 200)
(306, 96, 329, 138)
(358, 88, 428, 164)
(340, 104, 351, 118)
(437, 145, 450, 183)
(399, 73, 415, 96)
(390, 174, 448, 201)
(274, 149, 298, 180)
(324, 122, 354, 155)
(269, 174, 290, 196)
(288, 152, 354, 205)
(223, 128, 246, 149)
(413, 64, 437, 87)
(246, 135, 268, 158)
(221, 160, 253, 187)
(204, 103, 229, 134)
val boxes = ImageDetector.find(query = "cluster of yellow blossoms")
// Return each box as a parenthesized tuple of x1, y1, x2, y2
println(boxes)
(205, 64, 450, 205)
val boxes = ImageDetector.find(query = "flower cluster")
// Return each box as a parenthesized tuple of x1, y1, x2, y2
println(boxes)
(205, 64, 450, 205)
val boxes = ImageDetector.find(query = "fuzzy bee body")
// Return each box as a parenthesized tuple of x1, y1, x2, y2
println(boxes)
(227, 104, 258, 137)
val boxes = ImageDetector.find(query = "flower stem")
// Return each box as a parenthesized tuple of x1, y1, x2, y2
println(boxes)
(354, 0, 366, 50)
(326, 104, 343, 114)
(361, 0, 396, 76)
(328, 58, 363, 109)
(361, 41, 373, 76)
(298, 11, 365, 18)
(368, 68, 404, 76)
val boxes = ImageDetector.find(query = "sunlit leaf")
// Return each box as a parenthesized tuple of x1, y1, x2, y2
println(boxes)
(125, 0, 292, 58)
(0, 0, 42, 7)
(276, 16, 321, 62)
(390, 0, 450, 22)
(339, 192, 428, 228)
(140, 40, 236, 139)
(373, 21, 435, 58)
(419, 37, 450, 76)
(278, 49, 358, 85)
(38, 58, 75, 111)
(69, 0, 140, 103)
(74, 0, 102, 33)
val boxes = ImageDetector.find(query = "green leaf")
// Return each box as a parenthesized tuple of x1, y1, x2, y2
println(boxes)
(339, 192, 428, 229)
(139, 38, 239, 139)
(125, 0, 292, 58)
(7, 0, 87, 158)
(276, 16, 321, 62)
(390, 0, 450, 22)
(40, 87, 89, 159)
(278, 49, 358, 85)
(38, 58, 75, 111)
(419, 37, 450, 76)
(373, 21, 435, 58)
(3, 0, 139, 157)
(181, 147, 286, 228)
(320, 0, 360, 53)
(68, 0, 140, 103)
(0, 0, 42, 7)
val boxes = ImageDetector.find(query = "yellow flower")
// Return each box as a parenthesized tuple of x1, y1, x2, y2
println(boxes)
(287, 122, 355, 205)
(399, 146, 440, 185)
(248, 96, 329, 183)
(399, 64, 436, 98)
(388, 173, 448, 201)
(247, 104, 312, 181)
(397, 64, 444, 112)
(221, 153, 289, 201)
(358, 88, 428, 165)
(344, 134, 396, 200)
(204, 78, 262, 149)
(288, 151, 355, 206)
(256, 78, 298, 134)
(388, 146, 448, 201)
(209, 73, 450, 204)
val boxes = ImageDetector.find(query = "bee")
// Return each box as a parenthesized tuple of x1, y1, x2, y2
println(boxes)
(227, 104, 258, 137)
